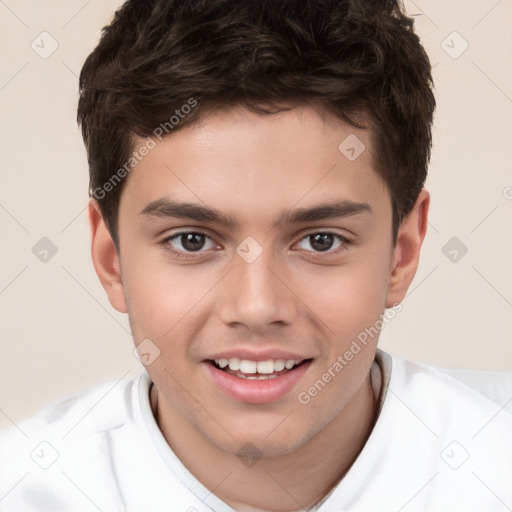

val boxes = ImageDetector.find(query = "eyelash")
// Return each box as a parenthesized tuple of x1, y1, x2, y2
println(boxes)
(160, 230, 352, 260)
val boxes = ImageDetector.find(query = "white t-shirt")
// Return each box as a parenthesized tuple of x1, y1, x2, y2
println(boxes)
(0, 350, 511, 511)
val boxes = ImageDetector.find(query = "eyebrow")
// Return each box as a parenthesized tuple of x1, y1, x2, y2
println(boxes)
(139, 198, 372, 228)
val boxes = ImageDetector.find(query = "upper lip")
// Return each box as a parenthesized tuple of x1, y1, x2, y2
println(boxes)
(206, 349, 311, 362)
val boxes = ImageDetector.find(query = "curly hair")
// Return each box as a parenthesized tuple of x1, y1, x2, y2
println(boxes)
(77, 0, 435, 250)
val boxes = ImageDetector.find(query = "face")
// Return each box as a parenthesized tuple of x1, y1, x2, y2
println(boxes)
(98, 105, 408, 457)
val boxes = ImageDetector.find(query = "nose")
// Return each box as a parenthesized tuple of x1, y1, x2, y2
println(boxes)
(216, 243, 298, 332)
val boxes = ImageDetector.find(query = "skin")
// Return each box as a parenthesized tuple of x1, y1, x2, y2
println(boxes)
(89, 104, 429, 511)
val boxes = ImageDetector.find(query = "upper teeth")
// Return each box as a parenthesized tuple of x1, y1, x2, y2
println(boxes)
(214, 358, 302, 374)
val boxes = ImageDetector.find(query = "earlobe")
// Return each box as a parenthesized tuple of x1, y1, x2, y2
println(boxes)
(385, 189, 430, 308)
(88, 199, 128, 313)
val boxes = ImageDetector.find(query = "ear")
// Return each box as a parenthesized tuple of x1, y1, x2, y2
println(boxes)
(88, 199, 127, 313)
(385, 189, 430, 308)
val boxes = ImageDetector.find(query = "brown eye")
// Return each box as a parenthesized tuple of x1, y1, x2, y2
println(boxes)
(179, 233, 206, 251)
(308, 233, 335, 251)
(295, 232, 351, 256)
(163, 231, 216, 254)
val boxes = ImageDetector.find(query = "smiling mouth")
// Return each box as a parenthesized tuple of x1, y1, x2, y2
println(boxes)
(209, 358, 312, 380)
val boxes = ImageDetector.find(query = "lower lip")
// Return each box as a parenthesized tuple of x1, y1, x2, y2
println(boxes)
(203, 360, 312, 404)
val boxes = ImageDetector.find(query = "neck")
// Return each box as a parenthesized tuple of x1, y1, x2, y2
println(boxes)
(151, 372, 378, 511)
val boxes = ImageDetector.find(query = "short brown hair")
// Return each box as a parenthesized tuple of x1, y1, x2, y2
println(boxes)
(78, 0, 435, 250)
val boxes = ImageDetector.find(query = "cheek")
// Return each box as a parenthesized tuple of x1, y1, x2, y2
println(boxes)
(121, 252, 214, 342)
(297, 253, 391, 341)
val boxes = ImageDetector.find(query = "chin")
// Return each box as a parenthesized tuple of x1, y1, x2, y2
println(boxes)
(210, 416, 321, 460)
(218, 436, 302, 460)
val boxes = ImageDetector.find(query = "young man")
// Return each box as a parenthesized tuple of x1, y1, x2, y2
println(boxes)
(1, 0, 511, 510)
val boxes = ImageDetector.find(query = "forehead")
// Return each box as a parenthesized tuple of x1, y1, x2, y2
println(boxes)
(121, 105, 390, 223)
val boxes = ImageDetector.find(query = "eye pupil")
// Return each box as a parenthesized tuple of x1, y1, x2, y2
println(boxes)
(310, 233, 333, 252)
(182, 233, 205, 251)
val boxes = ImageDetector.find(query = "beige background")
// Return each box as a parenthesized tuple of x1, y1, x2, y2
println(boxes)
(0, 0, 511, 427)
